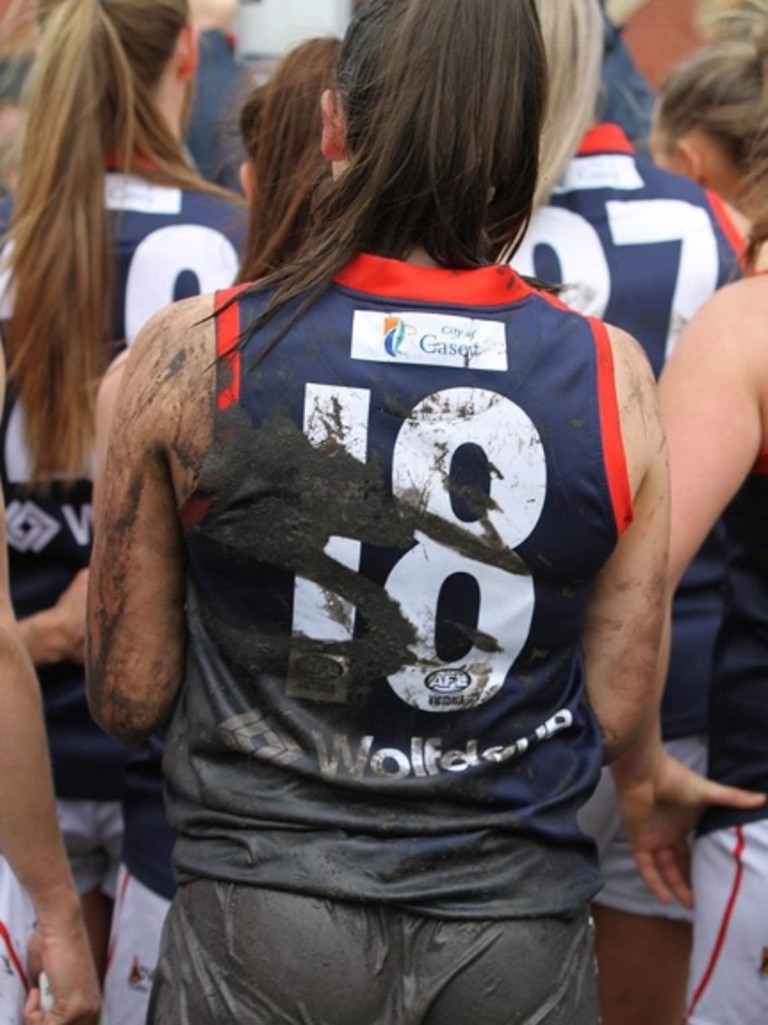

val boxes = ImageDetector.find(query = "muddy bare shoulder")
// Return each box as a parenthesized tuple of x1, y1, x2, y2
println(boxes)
(123, 292, 218, 502)
(603, 323, 664, 493)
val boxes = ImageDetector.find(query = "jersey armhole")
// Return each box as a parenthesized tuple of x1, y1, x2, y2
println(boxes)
(178, 287, 246, 532)
(704, 190, 746, 267)
(214, 287, 246, 410)
(590, 317, 634, 536)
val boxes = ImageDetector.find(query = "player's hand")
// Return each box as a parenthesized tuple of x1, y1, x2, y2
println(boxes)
(617, 749, 766, 908)
(22, 903, 100, 1025)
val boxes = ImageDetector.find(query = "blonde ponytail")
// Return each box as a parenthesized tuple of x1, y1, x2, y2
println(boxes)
(4, 0, 234, 482)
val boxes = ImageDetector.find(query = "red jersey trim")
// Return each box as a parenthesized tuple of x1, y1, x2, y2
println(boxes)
(577, 123, 634, 157)
(591, 318, 634, 535)
(333, 254, 530, 306)
(705, 190, 745, 264)
(753, 452, 768, 475)
(214, 287, 246, 410)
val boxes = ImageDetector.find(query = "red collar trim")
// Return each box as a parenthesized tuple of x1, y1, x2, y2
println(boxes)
(104, 151, 158, 174)
(577, 124, 635, 157)
(333, 254, 530, 306)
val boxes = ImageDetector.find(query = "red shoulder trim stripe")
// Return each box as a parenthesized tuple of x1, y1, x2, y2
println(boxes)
(577, 123, 635, 157)
(333, 254, 530, 306)
(705, 190, 746, 265)
(753, 452, 768, 475)
(214, 287, 247, 411)
(591, 318, 633, 535)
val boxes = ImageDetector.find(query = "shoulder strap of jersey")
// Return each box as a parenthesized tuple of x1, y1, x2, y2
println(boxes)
(589, 316, 634, 535)
(214, 286, 249, 410)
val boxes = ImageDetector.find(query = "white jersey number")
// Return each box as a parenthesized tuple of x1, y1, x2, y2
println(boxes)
(290, 384, 547, 713)
(2, 223, 239, 485)
(124, 224, 239, 343)
(514, 198, 720, 358)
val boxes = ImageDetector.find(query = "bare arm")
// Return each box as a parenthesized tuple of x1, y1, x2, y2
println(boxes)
(581, 326, 669, 764)
(86, 296, 216, 744)
(611, 278, 768, 904)
(0, 354, 99, 1024)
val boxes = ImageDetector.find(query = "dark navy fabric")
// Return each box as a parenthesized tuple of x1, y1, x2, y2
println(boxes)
(0, 181, 245, 803)
(165, 256, 631, 919)
(600, 12, 655, 143)
(700, 466, 768, 834)
(186, 30, 245, 193)
(514, 124, 741, 739)
(122, 736, 176, 901)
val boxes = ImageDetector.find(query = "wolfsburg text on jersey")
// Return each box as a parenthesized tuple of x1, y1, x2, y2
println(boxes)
(219, 708, 573, 780)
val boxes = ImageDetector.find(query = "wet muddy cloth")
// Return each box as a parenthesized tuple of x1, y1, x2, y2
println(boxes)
(147, 882, 597, 1025)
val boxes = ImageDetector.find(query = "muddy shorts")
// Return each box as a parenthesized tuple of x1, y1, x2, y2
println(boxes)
(147, 881, 598, 1024)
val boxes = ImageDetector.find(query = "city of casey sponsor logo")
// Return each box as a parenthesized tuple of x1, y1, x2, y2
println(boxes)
(352, 310, 508, 371)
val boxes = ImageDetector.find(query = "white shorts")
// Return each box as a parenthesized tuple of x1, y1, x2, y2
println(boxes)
(56, 798, 123, 899)
(0, 856, 35, 1024)
(578, 734, 707, 922)
(686, 820, 768, 1025)
(102, 867, 171, 1025)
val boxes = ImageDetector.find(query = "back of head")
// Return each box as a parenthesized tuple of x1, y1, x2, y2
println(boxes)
(533, 0, 604, 209)
(238, 36, 340, 282)
(335, 0, 546, 265)
(698, 0, 768, 40)
(653, 29, 768, 266)
(238, 0, 548, 359)
(653, 39, 766, 174)
(31, 0, 192, 180)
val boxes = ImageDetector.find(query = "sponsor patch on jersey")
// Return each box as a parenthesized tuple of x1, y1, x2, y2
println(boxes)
(105, 174, 183, 215)
(554, 154, 644, 194)
(351, 311, 508, 371)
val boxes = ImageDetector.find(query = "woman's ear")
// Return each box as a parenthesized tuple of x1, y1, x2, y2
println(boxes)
(672, 137, 704, 183)
(320, 89, 349, 164)
(239, 160, 256, 202)
(175, 24, 200, 83)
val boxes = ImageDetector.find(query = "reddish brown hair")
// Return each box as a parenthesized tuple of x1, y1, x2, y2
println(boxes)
(237, 37, 340, 282)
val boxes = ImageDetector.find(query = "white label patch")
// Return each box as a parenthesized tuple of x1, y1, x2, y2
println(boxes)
(553, 154, 644, 195)
(351, 311, 508, 371)
(105, 174, 183, 215)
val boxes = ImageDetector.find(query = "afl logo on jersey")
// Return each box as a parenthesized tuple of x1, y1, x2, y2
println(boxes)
(425, 669, 472, 695)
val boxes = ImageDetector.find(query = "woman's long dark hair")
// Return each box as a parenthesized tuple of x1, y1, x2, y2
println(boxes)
(235, 0, 548, 353)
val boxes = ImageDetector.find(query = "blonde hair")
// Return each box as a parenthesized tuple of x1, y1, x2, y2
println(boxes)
(533, 0, 603, 208)
(654, 33, 768, 266)
(4, 0, 231, 482)
(698, 0, 768, 40)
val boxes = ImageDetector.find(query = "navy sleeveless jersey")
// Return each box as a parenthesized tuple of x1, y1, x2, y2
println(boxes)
(514, 124, 741, 739)
(700, 458, 768, 833)
(0, 177, 244, 805)
(164, 254, 634, 919)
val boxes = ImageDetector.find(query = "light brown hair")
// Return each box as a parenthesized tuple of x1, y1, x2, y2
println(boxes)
(654, 33, 768, 267)
(2, 0, 230, 482)
(533, 0, 603, 209)
(698, 0, 768, 41)
(237, 37, 340, 283)
(237, 0, 547, 356)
